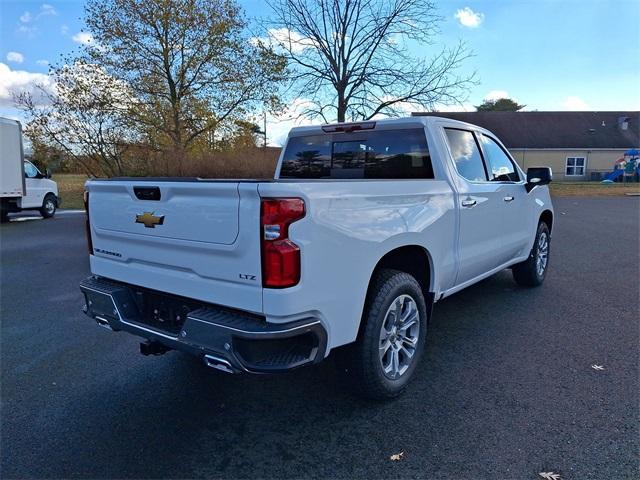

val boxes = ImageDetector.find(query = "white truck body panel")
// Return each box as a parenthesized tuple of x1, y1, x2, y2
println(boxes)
(0, 118, 25, 198)
(85, 116, 554, 354)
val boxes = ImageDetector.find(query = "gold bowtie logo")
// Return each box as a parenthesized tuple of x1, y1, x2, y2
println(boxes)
(135, 212, 165, 228)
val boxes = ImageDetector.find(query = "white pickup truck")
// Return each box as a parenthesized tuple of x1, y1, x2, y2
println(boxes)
(80, 117, 553, 399)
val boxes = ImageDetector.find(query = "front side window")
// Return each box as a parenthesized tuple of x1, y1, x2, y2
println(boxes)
(24, 162, 39, 178)
(479, 134, 520, 182)
(444, 128, 487, 182)
(279, 128, 434, 179)
(566, 157, 586, 176)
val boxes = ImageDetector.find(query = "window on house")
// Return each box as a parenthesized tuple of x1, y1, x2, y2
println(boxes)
(566, 157, 586, 176)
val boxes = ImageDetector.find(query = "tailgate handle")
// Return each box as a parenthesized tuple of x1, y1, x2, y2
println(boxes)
(134, 186, 161, 201)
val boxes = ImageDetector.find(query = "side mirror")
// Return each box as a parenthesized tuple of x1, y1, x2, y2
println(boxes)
(526, 167, 552, 193)
(45, 168, 52, 179)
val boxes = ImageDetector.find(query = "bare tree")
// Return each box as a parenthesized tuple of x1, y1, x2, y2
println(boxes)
(265, 0, 476, 122)
(15, 61, 137, 177)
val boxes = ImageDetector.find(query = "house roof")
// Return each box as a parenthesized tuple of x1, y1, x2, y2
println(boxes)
(412, 111, 640, 149)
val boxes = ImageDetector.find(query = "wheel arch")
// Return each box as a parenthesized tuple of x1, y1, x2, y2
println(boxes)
(356, 245, 434, 340)
(540, 209, 553, 233)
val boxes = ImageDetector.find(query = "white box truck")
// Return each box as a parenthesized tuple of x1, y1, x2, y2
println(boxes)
(1, 117, 59, 222)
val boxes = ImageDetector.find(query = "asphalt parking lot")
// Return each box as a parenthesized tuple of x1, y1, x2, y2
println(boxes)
(1, 197, 638, 479)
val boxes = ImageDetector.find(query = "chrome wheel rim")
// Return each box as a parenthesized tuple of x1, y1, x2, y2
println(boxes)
(45, 199, 55, 214)
(379, 294, 420, 379)
(536, 232, 548, 276)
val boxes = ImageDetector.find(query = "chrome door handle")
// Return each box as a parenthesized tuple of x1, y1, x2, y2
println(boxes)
(461, 199, 477, 208)
(503, 196, 515, 202)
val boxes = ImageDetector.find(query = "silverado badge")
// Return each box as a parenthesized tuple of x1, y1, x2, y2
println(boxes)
(135, 212, 165, 228)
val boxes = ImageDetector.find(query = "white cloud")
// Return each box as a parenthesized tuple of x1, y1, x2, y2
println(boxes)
(251, 28, 315, 54)
(454, 7, 484, 28)
(560, 96, 589, 110)
(72, 32, 94, 45)
(0, 63, 53, 108)
(6, 52, 24, 64)
(39, 4, 57, 17)
(483, 90, 510, 101)
(20, 11, 33, 23)
(60, 24, 69, 35)
(260, 98, 317, 146)
(36, 59, 50, 66)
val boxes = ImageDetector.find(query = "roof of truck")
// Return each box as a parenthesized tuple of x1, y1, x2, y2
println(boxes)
(287, 116, 470, 137)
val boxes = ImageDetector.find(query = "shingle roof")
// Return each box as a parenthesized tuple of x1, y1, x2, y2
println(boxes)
(412, 111, 640, 149)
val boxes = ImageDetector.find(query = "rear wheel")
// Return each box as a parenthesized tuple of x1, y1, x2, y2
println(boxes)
(512, 221, 550, 287)
(40, 194, 57, 219)
(339, 269, 427, 400)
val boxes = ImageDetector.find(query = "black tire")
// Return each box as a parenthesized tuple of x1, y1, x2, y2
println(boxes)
(512, 221, 550, 287)
(338, 268, 428, 400)
(40, 193, 57, 219)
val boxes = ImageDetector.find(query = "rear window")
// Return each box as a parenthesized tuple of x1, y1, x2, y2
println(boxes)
(279, 128, 434, 179)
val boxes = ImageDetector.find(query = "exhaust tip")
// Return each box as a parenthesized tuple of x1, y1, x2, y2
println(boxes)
(95, 316, 113, 330)
(203, 354, 235, 374)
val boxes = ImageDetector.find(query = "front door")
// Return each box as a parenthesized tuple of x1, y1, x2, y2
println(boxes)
(21, 161, 46, 208)
(477, 134, 532, 262)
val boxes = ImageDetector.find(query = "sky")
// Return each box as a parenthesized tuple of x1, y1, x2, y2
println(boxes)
(1, 0, 639, 145)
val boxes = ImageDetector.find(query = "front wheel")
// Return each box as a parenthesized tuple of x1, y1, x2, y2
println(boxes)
(512, 221, 550, 287)
(40, 194, 57, 219)
(339, 269, 428, 400)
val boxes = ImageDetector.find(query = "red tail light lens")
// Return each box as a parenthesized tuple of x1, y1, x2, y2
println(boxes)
(261, 198, 305, 288)
(84, 190, 93, 254)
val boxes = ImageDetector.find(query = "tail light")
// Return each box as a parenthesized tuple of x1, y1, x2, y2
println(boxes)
(261, 198, 305, 288)
(83, 190, 93, 254)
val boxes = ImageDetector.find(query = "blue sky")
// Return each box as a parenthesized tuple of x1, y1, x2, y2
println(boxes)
(1, 0, 639, 144)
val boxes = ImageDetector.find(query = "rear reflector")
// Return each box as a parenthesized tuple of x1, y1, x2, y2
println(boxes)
(84, 190, 93, 254)
(321, 121, 376, 133)
(261, 198, 305, 288)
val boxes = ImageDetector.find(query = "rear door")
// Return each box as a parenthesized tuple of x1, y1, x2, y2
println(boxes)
(87, 180, 264, 313)
(477, 133, 532, 261)
(442, 127, 505, 286)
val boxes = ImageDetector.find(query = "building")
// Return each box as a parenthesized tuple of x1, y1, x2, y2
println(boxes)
(412, 111, 640, 181)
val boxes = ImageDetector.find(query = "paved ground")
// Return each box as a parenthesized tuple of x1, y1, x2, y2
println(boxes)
(1, 197, 638, 479)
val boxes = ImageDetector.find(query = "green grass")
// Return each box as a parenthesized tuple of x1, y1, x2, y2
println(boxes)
(549, 181, 640, 197)
(54, 174, 89, 209)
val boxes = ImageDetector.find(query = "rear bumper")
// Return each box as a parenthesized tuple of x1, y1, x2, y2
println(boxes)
(79, 276, 327, 373)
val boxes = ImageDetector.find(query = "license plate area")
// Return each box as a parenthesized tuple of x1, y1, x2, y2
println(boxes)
(129, 287, 200, 335)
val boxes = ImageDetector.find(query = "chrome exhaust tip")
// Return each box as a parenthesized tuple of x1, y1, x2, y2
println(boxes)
(95, 316, 113, 331)
(203, 354, 234, 374)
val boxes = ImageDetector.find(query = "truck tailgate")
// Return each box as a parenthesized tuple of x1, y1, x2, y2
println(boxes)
(87, 180, 264, 313)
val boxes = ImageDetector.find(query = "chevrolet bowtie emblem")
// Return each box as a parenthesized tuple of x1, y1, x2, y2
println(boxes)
(135, 212, 165, 228)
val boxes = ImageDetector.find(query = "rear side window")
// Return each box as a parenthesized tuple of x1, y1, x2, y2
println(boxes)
(279, 128, 433, 179)
(444, 128, 487, 182)
(479, 134, 520, 182)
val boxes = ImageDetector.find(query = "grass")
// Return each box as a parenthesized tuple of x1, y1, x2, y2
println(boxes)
(53, 174, 640, 210)
(549, 181, 640, 197)
(54, 174, 89, 210)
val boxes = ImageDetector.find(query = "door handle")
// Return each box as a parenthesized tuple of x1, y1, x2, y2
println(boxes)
(461, 199, 477, 208)
(503, 196, 515, 202)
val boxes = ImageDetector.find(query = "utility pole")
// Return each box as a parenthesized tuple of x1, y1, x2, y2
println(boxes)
(263, 111, 267, 149)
